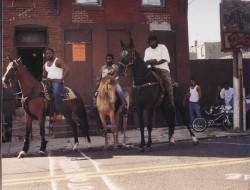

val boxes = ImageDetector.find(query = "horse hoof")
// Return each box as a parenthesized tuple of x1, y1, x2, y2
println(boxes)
(145, 147, 152, 152)
(73, 143, 79, 151)
(17, 151, 26, 159)
(103, 146, 108, 151)
(169, 142, 175, 146)
(138, 148, 145, 152)
(38, 151, 45, 156)
(87, 143, 92, 149)
(193, 141, 199, 146)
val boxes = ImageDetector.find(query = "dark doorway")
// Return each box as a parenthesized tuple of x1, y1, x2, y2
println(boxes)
(17, 48, 44, 80)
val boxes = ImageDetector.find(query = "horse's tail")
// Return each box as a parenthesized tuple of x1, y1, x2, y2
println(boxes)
(74, 90, 90, 140)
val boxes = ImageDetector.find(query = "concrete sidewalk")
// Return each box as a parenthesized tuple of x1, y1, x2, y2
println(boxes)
(2, 126, 249, 157)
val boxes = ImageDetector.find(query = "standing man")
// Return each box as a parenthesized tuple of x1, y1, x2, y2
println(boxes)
(43, 48, 70, 121)
(144, 35, 174, 106)
(183, 78, 202, 124)
(95, 53, 128, 114)
(220, 81, 234, 108)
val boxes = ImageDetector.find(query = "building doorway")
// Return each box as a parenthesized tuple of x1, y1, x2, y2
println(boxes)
(17, 48, 45, 80)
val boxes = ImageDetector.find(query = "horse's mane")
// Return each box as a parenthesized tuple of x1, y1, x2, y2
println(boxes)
(98, 75, 117, 98)
(17, 60, 38, 83)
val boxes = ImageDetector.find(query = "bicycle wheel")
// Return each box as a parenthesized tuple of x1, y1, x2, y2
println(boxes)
(223, 115, 233, 130)
(192, 118, 207, 132)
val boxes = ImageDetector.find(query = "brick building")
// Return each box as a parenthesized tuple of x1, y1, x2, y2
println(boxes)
(3, 0, 189, 105)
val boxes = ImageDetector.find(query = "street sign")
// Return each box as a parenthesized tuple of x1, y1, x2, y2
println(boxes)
(220, 0, 250, 52)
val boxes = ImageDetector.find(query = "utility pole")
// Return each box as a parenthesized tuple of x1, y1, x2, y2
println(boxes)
(233, 52, 244, 130)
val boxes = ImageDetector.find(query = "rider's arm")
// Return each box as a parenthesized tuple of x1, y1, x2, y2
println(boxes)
(42, 64, 47, 79)
(56, 58, 70, 82)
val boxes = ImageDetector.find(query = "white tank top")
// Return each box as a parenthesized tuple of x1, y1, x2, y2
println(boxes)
(45, 58, 63, 79)
(189, 85, 199, 102)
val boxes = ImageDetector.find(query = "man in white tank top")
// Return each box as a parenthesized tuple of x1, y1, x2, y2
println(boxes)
(42, 48, 70, 120)
(183, 78, 202, 124)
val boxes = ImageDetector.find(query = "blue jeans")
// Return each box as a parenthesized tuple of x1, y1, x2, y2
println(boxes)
(52, 82, 63, 114)
(116, 84, 127, 106)
(189, 101, 201, 124)
(93, 84, 127, 107)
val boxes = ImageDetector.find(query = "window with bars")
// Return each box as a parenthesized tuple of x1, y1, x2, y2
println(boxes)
(76, 0, 102, 5)
(142, 0, 165, 6)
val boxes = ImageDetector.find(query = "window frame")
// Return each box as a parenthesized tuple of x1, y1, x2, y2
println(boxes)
(141, 0, 165, 7)
(75, 0, 102, 5)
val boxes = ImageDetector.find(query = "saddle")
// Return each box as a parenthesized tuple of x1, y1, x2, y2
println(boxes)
(41, 81, 77, 101)
(22, 81, 77, 119)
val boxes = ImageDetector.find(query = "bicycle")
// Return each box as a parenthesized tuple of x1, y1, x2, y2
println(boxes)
(192, 105, 233, 132)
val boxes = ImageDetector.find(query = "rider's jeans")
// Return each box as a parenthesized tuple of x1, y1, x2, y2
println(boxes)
(189, 101, 202, 124)
(116, 84, 127, 106)
(157, 69, 174, 106)
(52, 82, 63, 114)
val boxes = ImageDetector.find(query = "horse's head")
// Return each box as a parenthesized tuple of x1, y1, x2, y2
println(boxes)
(2, 57, 21, 88)
(118, 38, 136, 76)
(98, 76, 117, 104)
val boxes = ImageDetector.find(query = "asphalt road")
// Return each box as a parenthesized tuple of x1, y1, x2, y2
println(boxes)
(2, 136, 250, 190)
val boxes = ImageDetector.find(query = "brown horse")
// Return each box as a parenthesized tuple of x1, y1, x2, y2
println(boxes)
(96, 75, 129, 150)
(2, 58, 91, 158)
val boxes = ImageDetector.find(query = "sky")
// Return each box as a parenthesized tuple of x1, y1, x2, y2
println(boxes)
(188, 0, 222, 47)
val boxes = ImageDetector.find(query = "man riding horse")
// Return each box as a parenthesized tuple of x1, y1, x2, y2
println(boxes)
(42, 48, 70, 121)
(144, 35, 174, 108)
(94, 53, 128, 115)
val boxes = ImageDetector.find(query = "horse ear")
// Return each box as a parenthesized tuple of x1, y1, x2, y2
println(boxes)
(129, 38, 134, 48)
(7, 55, 13, 62)
(120, 40, 125, 48)
(16, 57, 22, 64)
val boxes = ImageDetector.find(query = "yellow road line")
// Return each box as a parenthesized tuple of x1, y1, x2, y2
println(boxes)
(3, 157, 250, 186)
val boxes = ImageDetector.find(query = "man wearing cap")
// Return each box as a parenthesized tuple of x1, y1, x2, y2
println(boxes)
(144, 35, 174, 106)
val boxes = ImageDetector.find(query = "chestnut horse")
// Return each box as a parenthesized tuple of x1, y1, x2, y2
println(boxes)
(2, 58, 91, 158)
(118, 39, 199, 151)
(96, 75, 129, 150)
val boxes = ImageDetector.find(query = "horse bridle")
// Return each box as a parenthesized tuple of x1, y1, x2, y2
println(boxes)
(119, 47, 157, 84)
(119, 47, 136, 76)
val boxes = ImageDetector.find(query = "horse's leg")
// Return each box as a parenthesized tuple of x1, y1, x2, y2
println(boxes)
(175, 101, 199, 146)
(75, 107, 92, 148)
(122, 114, 128, 147)
(17, 113, 32, 158)
(99, 113, 108, 150)
(38, 114, 49, 155)
(161, 103, 176, 145)
(122, 94, 129, 147)
(110, 113, 118, 150)
(137, 109, 146, 150)
(64, 112, 79, 151)
(146, 109, 154, 149)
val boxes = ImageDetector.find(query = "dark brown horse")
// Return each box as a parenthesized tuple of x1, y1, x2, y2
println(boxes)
(118, 39, 199, 151)
(2, 58, 91, 158)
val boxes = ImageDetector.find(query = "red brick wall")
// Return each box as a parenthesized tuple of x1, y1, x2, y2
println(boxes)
(3, 0, 190, 104)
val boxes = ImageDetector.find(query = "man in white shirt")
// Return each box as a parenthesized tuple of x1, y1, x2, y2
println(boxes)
(43, 48, 70, 120)
(220, 82, 234, 108)
(144, 35, 174, 106)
